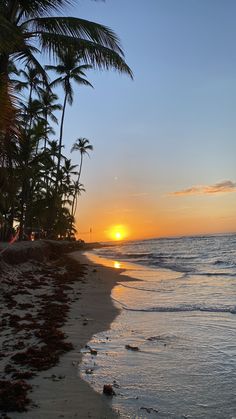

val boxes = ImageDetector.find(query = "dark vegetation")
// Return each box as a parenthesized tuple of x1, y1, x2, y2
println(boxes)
(0, 0, 132, 241)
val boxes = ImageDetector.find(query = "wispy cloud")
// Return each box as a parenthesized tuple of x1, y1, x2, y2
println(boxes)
(170, 180, 236, 197)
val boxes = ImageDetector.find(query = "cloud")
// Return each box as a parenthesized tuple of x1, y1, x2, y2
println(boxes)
(170, 180, 236, 197)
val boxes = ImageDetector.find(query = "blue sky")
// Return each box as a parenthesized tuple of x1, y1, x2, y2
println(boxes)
(54, 0, 236, 240)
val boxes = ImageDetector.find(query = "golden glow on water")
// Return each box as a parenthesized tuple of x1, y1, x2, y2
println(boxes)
(114, 261, 121, 269)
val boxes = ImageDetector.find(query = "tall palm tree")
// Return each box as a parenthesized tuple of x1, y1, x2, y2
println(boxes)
(19, 66, 44, 110)
(0, 0, 133, 133)
(58, 158, 77, 200)
(47, 139, 60, 164)
(38, 89, 62, 150)
(70, 137, 93, 219)
(46, 49, 94, 192)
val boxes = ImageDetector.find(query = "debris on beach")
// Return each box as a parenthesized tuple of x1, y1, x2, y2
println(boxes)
(125, 344, 140, 351)
(147, 336, 161, 341)
(140, 406, 159, 414)
(113, 380, 119, 388)
(0, 380, 32, 412)
(11, 371, 35, 380)
(51, 374, 65, 382)
(103, 384, 116, 396)
(0, 242, 87, 415)
(90, 348, 98, 356)
(85, 369, 93, 375)
(147, 335, 167, 346)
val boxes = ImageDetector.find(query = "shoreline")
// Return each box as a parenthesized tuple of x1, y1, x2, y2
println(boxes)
(0, 243, 128, 418)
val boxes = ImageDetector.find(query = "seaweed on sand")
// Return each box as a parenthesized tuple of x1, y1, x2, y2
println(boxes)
(0, 380, 32, 412)
(0, 248, 86, 414)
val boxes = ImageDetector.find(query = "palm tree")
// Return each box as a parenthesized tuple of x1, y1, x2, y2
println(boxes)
(59, 158, 78, 205)
(38, 89, 62, 150)
(19, 66, 44, 118)
(0, 0, 133, 134)
(70, 137, 93, 219)
(0, 1, 133, 241)
(46, 49, 94, 192)
(47, 139, 60, 164)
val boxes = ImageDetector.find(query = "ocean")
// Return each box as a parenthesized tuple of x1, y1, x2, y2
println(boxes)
(80, 234, 236, 418)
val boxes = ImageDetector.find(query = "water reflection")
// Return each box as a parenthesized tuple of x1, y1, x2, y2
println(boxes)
(114, 261, 121, 269)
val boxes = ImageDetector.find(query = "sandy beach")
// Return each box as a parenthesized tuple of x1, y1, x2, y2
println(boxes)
(0, 242, 126, 419)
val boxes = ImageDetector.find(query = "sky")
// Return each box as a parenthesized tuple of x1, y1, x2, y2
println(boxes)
(57, 0, 236, 242)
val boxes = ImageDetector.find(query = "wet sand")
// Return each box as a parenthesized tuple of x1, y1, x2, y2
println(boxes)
(0, 243, 127, 418)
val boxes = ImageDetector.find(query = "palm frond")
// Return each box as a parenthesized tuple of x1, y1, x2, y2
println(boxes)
(49, 76, 64, 88)
(72, 75, 93, 88)
(72, 64, 93, 74)
(17, 0, 72, 18)
(28, 16, 124, 55)
(38, 33, 133, 77)
(15, 48, 50, 87)
(0, 14, 24, 54)
(44, 64, 66, 74)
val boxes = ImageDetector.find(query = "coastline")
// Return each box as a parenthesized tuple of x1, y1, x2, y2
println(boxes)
(0, 243, 128, 418)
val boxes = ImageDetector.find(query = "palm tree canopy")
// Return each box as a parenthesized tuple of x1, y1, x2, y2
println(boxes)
(0, 1, 133, 79)
(46, 50, 94, 105)
(38, 90, 62, 122)
(71, 137, 93, 156)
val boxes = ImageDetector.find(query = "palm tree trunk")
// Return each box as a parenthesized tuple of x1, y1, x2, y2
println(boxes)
(8, 1, 19, 22)
(0, 54, 11, 134)
(55, 92, 67, 194)
(19, 180, 26, 241)
(48, 92, 67, 237)
(44, 113, 48, 151)
(70, 154, 83, 237)
(27, 84, 33, 129)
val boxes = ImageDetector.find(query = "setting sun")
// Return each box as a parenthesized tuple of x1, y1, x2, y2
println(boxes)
(115, 231, 122, 240)
(107, 225, 129, 241)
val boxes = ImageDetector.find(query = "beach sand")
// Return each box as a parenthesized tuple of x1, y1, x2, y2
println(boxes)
(0, 243, 126, 419)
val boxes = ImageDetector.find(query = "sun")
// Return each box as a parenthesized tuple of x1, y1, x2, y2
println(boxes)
(108, 224, 128, 241)
(114, 231, 122, 240)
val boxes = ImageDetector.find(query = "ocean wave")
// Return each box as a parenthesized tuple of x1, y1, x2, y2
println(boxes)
(123, 252, 157, 259)
(95, 235, 236, 278)
(213, 261, 236, 270)
(197, 272, 236, 277)
(112, 295, 236, 314)
(119, 283, 175, 293)
(150, 261, 195, 273)
(121, 303, 236, 315)
(214, 260, 227, 265)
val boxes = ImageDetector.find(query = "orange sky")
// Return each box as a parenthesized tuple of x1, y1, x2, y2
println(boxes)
(64, 1, 236, 243)
(76, 184, 236, 242)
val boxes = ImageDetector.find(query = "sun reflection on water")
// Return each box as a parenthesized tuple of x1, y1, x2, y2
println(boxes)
(114, 261, 121, 269)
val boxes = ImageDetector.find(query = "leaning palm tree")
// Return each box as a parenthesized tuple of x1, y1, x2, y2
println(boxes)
(46, 49, 94, 192)
(0, 0, 133, 134)
(70, 137, 93, 219)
